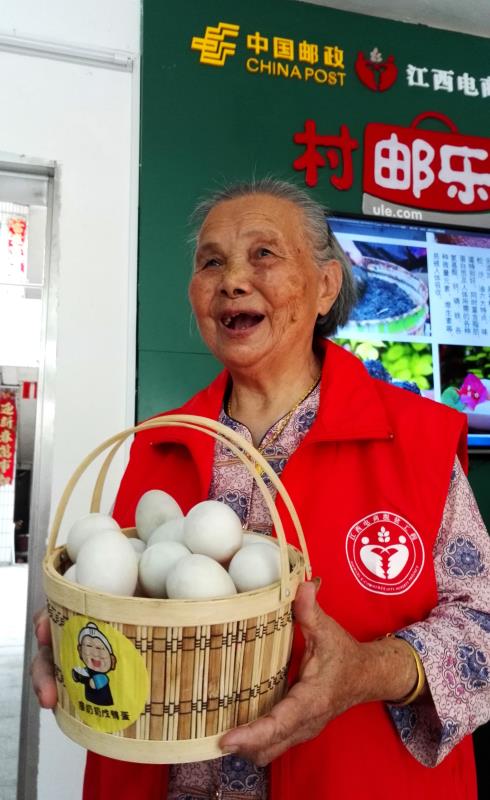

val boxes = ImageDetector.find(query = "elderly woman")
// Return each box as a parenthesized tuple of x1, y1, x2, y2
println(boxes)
(34, 179, 490, 800)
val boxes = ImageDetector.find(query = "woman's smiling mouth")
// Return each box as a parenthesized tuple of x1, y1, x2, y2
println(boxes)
(220, 312, 265, 331)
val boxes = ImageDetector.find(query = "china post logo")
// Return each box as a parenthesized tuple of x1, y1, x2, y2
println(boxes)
(191, 22, 240, 67)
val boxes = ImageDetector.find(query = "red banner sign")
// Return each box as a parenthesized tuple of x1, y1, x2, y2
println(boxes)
(363, 112, 490, 213)
(0, 391, 17, 486)
(22, 381, 38, 400)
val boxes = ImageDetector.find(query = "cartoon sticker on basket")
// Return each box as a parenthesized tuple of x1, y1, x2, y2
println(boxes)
(60, 615, 149, 733)
(72, 622, 116, 706)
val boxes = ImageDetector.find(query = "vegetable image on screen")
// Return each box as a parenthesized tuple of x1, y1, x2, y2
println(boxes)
(439, 345, 490, 433)
(335, 339, 433, 395)
(328, 221, 431, 339)
(344, 258, 429, 336)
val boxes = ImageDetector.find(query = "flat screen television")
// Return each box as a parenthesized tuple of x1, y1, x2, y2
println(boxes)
(328, 214, 490, 450)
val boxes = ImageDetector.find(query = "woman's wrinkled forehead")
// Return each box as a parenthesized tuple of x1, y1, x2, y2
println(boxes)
(196, 193, 310, 249)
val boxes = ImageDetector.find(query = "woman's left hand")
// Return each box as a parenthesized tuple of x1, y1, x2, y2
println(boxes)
(219, 580, 367, 766)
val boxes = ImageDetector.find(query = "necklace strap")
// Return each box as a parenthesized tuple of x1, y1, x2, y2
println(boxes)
(226, 373, 320, 449)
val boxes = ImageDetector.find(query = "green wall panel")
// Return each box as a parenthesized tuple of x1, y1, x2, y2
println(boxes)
(469, 456, 490, 525)
(140, 0, 490, 356)
(139, 0, 489, 530)
(140, 3, 490, 781)
(138, 350, 221, 422)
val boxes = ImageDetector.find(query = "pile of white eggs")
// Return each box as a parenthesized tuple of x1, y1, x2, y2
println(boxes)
(62, 490, 283, 600)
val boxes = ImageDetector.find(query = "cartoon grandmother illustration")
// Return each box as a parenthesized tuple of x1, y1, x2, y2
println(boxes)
(72, 622, 117, 706)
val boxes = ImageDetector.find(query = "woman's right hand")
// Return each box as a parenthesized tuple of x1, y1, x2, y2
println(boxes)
(31, 608, 58, 709)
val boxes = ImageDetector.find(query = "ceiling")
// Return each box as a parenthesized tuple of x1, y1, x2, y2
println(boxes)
(298, 0, 490, 39)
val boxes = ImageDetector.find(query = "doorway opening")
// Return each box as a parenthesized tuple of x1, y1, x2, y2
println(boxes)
(0, 160, 56, 800)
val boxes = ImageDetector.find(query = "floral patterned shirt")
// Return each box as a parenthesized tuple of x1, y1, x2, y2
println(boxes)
(168, 383, 490, 798)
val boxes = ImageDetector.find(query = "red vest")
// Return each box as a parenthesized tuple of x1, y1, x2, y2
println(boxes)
(84, 341, 476, 800)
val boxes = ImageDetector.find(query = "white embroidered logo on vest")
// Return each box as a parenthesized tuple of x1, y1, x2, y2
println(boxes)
(346, 511, 425, 595)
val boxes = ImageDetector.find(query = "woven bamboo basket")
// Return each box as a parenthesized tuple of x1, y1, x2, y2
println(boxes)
(43, 414, 311, 764)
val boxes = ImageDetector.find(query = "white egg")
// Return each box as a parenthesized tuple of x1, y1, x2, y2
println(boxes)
(63, 564, 78, 583)
(135, 490, 183, 542)
(66, 513, 120, 561)
(76, 530, 138, 596)
(228, 543, 281, 593)
(166, 554, 237, 599)
(184, 500, 243, 563)
(138, 541, 190, 598)
(241, 532, 279, 549)
(128, 537, 146, 555)
(147, 517, 185, 547)
(126, 536, 146, 553)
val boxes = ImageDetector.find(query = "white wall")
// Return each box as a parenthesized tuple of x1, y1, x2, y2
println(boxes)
(0, 2, 140, 798)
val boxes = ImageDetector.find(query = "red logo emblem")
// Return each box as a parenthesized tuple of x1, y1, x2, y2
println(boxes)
(355, 47, 398, 92)
(346, 511, 424, 595)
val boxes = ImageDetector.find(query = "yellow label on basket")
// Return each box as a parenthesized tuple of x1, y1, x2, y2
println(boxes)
(59, 616, 149, 733)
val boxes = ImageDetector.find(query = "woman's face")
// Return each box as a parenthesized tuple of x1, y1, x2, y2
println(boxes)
(80, 637, 112, 673)
(189, 194, 341, 375)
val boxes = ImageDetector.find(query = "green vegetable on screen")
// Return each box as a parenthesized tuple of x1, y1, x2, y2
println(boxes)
(335, 339, 433, 391)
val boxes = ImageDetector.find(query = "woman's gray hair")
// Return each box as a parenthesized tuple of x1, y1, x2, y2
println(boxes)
(190, 177, 356, 337)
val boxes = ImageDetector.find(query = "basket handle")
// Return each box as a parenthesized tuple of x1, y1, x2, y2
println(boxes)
(47, 414, 312, 602)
